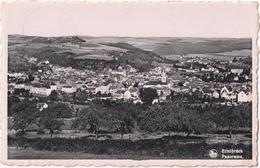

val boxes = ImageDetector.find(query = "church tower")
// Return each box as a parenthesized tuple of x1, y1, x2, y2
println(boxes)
(161, 67, 167, 83)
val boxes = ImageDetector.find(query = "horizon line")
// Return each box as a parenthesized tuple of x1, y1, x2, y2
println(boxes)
(8, 34, 252, 39)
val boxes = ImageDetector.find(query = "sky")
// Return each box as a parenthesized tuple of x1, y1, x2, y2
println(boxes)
(3, 2, 257, 38)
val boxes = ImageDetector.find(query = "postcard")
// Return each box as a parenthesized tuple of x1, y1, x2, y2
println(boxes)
(1, 1, 258, 166)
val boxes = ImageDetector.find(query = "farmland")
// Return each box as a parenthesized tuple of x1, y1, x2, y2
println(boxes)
(8, 35, 251, 72)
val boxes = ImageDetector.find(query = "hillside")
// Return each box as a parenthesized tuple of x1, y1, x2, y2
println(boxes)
(152, 38, 251, 55)
(8, 35, 252, 72)
(8, 35, 167, 72)
(101, 42, 167, 71)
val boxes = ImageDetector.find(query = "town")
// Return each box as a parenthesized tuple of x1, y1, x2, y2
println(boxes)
(8, 54, 252, 106)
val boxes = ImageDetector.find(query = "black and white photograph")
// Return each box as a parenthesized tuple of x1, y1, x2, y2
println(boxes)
(1, 2, 258, 166)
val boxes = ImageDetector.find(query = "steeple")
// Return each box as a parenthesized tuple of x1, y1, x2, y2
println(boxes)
(161, 67, 167, 83)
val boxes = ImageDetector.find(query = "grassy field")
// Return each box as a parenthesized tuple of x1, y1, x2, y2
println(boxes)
(8, 148, 164, 160)
(163, 49, 251, 62)
(8, 133, 252, 160)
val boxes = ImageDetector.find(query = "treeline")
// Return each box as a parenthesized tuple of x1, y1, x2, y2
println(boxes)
(8, 95, 252, 138)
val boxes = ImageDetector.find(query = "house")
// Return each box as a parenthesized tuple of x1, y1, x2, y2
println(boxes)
(61, 85, 77, 94)
(186, 69, 198, 73)
(152, 98, 159, 104)
(123, 90, 132, 99)
(128, 86, 139, 99)
(50, 85, 57, 91)
(114, 89, 125, 99)
(143, 80, 167, 88)
(143, 80, 172, 101)
(212, 90, 220, 99)
(214, 68, 220, 73)
(133, 99, 143, 104)
(84, 86, 96, 94)
(233, 76, 239, 81)
(188, 86, 199, 93)
(95, 84, 111, 94)
(157, 86, 172, 101)
(220, 86, 232, 95)
(180, 86, 190, 93)
(231, 68, 243, 75)
(30, 86, 52, 96)
(237, 90, 252, 103)
(172, 87, 182, 93)
(14, 84, 26, 89)
(202, 87, 213, 97)
(37, 103, 48, 111)
(220, 86, 237, 101)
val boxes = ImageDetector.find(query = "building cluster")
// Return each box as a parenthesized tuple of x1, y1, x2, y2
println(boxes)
(8, 55, 252, 105)
(175, 56, 252, 83)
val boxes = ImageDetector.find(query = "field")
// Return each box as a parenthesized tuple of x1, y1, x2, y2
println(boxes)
(8, 132, 252, 159)
(74, 54, 114, 61)
(162, 49, 251, 62)
(8, 148, 165, 160)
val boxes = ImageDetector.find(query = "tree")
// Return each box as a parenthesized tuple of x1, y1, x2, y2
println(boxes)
(52, 102, 73, 118)
(48, 90, 58, 101)
(139, 104, 170, 133)
(60, 91, 71, 102)
(139, 88, 158, 105)
(11, 99, 38, 135)
(27, 74, 35, 82)
(8, 95, 20, 116)
(178, 82, 184, 87)
(239, 103, 252, 128)
(38, 106, 64, 137)
(214, 105, 243, 138)
(73, 90, 89, 104)
(72, 105, 104, 135)
(13, 88, 30, 97)
(95, 91, 102, 97)
(109, 102, 139, 138)
(233, 57, 238, 62)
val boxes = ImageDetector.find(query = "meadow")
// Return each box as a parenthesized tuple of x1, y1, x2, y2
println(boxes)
(8, 133, 252, 159)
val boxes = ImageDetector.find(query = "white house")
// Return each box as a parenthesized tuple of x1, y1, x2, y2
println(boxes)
(30, 87, 52, 96)
(152, 98, 159, 104)
(95, 84, 111, 94)
(37, 103, 48, 111)
(14, 84, 26, 89)
(231, 68, 243, 75)
(123, 90, 132, 99)
(237, 91, 252, 103)
(220, 86, 236, 101)
(233, 76, 239, 81)
(50, 85, 57, 91)
(133, 99, 143, 104)
(212, 90, 220, 99)
(61, 86, 77, 94)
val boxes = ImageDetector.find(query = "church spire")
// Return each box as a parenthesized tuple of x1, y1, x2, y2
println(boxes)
(161, 67, 167, 83)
